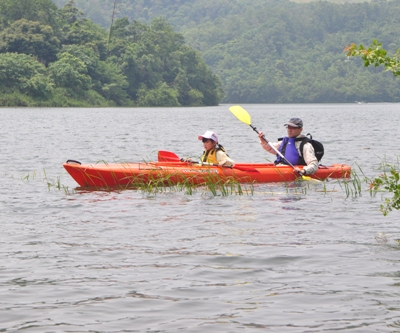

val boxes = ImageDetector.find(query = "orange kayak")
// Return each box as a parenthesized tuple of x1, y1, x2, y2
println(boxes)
(63, 158, 351, 188)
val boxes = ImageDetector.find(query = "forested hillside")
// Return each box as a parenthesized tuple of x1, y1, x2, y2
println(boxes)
(0, 0, 222, 106)
(54, 0, 400, 103)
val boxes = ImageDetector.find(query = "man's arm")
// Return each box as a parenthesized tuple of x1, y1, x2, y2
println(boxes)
(302, 143, 319, 175)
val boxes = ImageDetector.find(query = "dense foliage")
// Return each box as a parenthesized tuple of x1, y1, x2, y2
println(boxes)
(0, 0, 222, 106)
(53, 0, 400, 103)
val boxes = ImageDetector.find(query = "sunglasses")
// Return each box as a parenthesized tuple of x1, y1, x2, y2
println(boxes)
(202, 138, 212, 143)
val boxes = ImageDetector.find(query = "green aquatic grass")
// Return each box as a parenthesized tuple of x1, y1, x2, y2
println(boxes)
(15, 159, 400, 219)
(339, 168, 363, 198)
(64, 160, 258, 196)
(15, 161, 383, 201)
(16, 166, 326, 197)
(21, 170, 37, 181)
(43, 168, 72, 194)
(26, 162, 255, 196)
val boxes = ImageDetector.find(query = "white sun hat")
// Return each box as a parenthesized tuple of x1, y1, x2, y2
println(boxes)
(198, 131, 218, 143)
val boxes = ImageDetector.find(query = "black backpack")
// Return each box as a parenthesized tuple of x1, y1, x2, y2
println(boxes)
(300, 133, 324, 162)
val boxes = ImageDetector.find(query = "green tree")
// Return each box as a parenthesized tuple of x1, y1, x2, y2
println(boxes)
(0, 0, 61, 32)
(0, 19, 61, 65)
(95, 61, 130, 105)
(49, 52, 92, 95)
(344, 39, 400, 77)
(136, 82, 180, 106)
(61, 0, 85, 25)
(0, 2, 224, 106)
(108, 17, 222, 106)
(60, 44, 129, 105)
(0, 52, 52, 97)
(180, 45, 223, 105)
(64, 18, 108, 59)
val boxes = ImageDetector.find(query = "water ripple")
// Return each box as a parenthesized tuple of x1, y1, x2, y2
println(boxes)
(1, 106, 400, 332)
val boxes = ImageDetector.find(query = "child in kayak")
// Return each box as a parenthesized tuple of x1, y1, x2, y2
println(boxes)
(197, 131, 235, 167)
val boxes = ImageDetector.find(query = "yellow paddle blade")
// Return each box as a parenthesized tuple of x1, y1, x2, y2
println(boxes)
(302, 175, 322, 183)
(229, 105, 251, 125)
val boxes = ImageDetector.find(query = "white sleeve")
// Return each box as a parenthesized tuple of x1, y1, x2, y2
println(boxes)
(302, 142, 319, 175)
(216, 150, 235, 166)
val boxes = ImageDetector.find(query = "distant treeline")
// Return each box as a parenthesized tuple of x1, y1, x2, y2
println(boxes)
(54, 0, 400, 103)
(0, 0, 222, 106)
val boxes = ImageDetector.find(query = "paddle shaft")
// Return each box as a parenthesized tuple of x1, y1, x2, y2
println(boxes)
(184, 159, 258, 172)
(157, 150, 258, 172)
(190, 160, 233, 168)
(158, 151, 226, 167)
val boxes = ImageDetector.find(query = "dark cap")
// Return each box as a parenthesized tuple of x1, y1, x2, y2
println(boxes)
(284, 118, 303, 128)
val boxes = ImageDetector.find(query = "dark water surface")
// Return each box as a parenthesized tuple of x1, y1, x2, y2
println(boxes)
(1, 104, 400, 332)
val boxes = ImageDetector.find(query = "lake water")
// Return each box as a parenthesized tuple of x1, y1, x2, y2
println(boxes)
(1, 104, 400, 332)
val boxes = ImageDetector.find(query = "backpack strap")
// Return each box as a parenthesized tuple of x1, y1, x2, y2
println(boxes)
(299, 133, 324, 162)
(299, 138, 311, 159)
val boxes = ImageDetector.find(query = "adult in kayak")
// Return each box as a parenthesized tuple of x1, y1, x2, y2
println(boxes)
(198, 131, 235, 167)
(258, 118, 319, 176)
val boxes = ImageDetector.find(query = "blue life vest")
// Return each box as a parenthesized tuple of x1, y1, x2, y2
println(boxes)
(274, 137, 306, 166)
